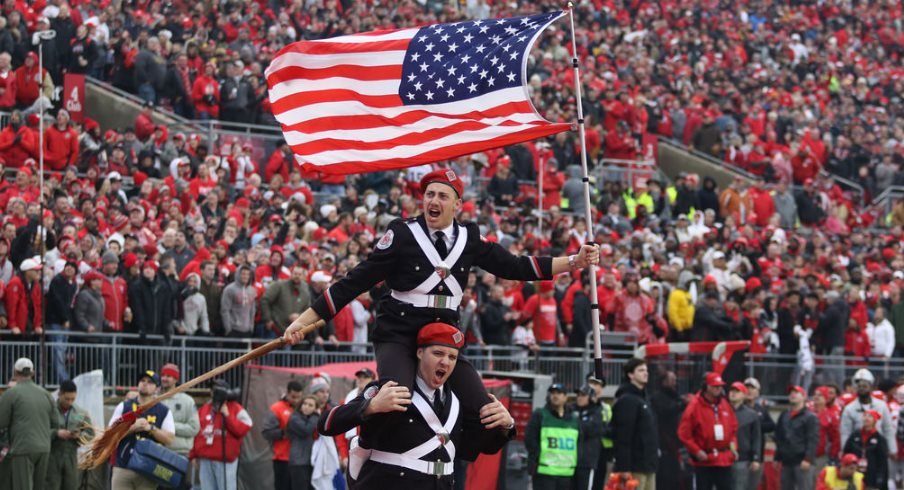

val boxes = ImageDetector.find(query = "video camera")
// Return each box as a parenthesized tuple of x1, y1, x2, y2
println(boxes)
(211, 381, 240, 405)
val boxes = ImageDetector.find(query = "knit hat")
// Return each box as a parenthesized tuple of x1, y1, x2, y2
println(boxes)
(160, 363, 180, 380)
(308, 376, 330, 394)
(102, 250, 119, 265)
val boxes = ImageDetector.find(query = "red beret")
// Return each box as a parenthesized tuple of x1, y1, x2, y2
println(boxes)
(420, 168, 464, 198)
(416, 322, 465, 350)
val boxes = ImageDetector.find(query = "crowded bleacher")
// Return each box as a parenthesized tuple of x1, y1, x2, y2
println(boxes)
(0, 0, 903, 488)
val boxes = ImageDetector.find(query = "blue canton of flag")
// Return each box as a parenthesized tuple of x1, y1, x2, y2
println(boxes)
(399, 12, 563, 105)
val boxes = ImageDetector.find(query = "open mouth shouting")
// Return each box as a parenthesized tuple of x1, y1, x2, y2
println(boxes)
(432, 368, 448, 386)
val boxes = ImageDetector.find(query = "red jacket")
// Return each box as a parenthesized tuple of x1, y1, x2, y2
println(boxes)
(4, 274, 42, 332)
(190, 401, 253, 463)
(816, 406, 841, 458)
(678, 392, 738, 467)
(134, 113, 155, 141)
(192, 75, 220, 118)
(0, 70, 16, 109)
(101, 274, 128, 332)
(44, 124, 79, 170)
(0, 125, 37, 167)
(269, 399, 293, 461)
(14, 65, 46, 106)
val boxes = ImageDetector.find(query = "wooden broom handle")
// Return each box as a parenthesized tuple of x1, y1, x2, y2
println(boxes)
(138, 319, 326, 412)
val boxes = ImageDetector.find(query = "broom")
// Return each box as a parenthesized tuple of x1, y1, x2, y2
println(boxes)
(79, 319, 325, 469)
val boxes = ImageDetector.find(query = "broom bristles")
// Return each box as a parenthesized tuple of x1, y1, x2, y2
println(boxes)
(79, 319, 325, 470)
(79, 417, 134, 469)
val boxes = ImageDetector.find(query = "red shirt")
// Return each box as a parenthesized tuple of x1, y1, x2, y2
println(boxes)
(521, 294, 558, 343)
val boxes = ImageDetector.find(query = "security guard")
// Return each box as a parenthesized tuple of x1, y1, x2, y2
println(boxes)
(317, 322, 515, 489)
(526, 383, 580, 490)
(285, 169, 600, 416)
(47, 380, 94, 490)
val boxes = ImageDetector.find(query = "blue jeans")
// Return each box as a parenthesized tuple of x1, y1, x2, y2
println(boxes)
(138, 82, 157, 105)
(198, 458, 237, 490)
(46, 323, 70, 383)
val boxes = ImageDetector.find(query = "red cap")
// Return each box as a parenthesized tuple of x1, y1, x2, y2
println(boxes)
(864, 409, 882, 422)
(840, 454, 859, 466)
(236, 197, 250, 209)
(143, 260, 159, 272)
(416, 322, 465, 350)
(419, 168, 464, 198)
(538, 280, 554, 293)
(83, 270, 104, 283)
(160, 363, 180, 380)
(122, 252, 138, 269)
(133, 171, 148, 187)
(788, 385, 807, 397)
(144, 244, 158, 257)
(745, 277, 763, 292)
(704, 372, 725, 387)
(729, 382, 748, 394)
(703, 274, 717, 285)
(814, 386, 832, 400)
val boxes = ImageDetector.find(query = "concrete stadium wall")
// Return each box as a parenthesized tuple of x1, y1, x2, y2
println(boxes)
(657, 138, 752, 189)
(85, 81, 186, 134)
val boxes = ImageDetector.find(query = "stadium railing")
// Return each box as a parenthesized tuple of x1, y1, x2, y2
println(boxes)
(1, 330, 900, 402)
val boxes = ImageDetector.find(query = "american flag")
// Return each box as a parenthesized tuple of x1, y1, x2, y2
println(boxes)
(266, 11, 571, 175)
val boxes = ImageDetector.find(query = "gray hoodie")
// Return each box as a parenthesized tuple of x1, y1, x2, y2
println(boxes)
(773, 190, 797, 230)
(182, 273, 209, 335)
(220, 265, 257, 335)
(74, 286, 105, 332)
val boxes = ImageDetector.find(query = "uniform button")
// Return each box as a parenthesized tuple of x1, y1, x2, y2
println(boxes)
(409, 419, 413, 423)
(435, 317, 440, 321)
(415, 266, 420, 271)
(460, 267, 465, 271)
(400, 472, 405, 477)
(438, 285, 444, 292)
(401, 312, 405, 317)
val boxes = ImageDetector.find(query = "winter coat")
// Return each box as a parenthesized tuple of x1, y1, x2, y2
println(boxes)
(773, 190, 797, 229)
(46, 273, 77, 326)
(43, 124, 79, 170)
(220, 265, 257, 335)
(260, 279, 311, 334)
(574, 402, 605, 469)
(612, 382, 659, 473)
(160, 392, 200, 455)
(841, 399, 896, 455)
(200, 278, 223, 335)
(100, 274, 128, 332)
(678, 393, 737, 467)
(667, 288, 695, 333)
(190, 401, 253, 463)
(287, 411, 318, 467)
(775, 407, 819, 465)
(181, 287, 210, 335)
(733, 404, 762, 463)
(74, 287, 105, 332)
(4, 274, 42, 333)
(691, 303, 738, 342)
(0, 124, 36, 167)
(819, 300, 850, 351)
(128, 276, 167, 337)
(843, 429, 888, 489)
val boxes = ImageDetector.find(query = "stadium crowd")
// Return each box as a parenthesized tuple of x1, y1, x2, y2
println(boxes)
(0, 0, 901, 489)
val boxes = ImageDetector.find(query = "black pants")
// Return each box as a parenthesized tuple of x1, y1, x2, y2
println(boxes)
(375, 340, 491, 415)
(273, 460, 291, 490)
(694, 466, 733, 490)
(289, 464, 312, 490)
(532, 474, 572, 490)
(573, 468, 594, 490)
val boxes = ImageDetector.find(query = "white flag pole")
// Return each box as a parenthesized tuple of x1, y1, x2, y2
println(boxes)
(566, 4, 604, 379)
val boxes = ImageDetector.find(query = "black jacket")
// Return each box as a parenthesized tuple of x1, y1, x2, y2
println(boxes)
(478, 299, 510, 346)
(775, 407, 819, 465)
(843, 429, 888, 489)
(320, 379, 511, 488)
(818, 300, 849, 351)
(733, 404, 762, 463)
(46, 273, 77, 325)
(691, 303, 737, 342)
(611, 382, 659, 473)
(573, 402, 604, 468)
(128, 276, 165, 337)
(570, 290, 592, 348)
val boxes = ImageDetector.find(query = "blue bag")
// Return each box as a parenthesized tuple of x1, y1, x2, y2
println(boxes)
(125, 439, 189, 488)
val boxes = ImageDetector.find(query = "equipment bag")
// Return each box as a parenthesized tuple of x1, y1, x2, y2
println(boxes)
(125, 439, 189, 489)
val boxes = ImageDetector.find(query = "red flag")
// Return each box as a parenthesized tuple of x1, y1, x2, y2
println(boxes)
(265, 12, 570, 175)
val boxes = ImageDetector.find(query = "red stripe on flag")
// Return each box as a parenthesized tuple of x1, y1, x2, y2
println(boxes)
(289, 118, 546, 155)
(298, 122, 570, 174)
(275, 38, 410, 56)
(278, 101, 539, 133)
(266, 64, 402, 86)
(271, 91, 402, 114)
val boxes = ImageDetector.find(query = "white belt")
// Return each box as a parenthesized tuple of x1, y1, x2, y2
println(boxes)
(369, 449, 453, 477)
(391, 290, 461, 310)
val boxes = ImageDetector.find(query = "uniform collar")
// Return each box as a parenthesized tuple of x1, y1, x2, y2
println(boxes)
(415, 376, 444, 404)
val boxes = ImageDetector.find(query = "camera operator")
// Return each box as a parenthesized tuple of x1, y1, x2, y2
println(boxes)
(190, 380, 252, 490)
